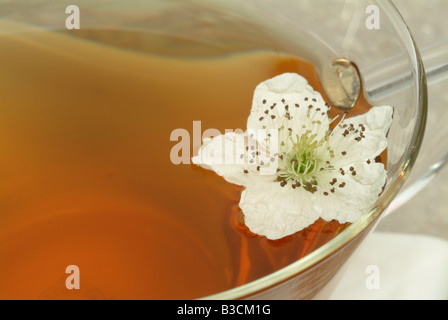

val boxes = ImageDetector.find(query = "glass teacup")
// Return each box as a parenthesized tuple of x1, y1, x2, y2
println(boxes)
(0, 0, 427, 299)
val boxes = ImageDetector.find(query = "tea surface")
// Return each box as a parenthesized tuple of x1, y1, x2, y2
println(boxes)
(0, 29, 376, 299)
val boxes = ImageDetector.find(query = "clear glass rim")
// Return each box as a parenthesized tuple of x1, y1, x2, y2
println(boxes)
(202, 0, 428, 300)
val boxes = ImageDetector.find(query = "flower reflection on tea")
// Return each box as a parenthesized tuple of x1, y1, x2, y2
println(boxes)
(193, 73, 393, 240)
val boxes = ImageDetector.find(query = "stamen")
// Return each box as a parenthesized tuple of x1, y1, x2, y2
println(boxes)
(329, 112, 345, 125)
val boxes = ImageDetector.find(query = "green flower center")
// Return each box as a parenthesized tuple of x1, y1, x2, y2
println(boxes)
(291, 151, 317, 175)
(276, 132, 331, 193)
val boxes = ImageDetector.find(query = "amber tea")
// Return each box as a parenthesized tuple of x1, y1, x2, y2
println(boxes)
(0, 28, 382, 299)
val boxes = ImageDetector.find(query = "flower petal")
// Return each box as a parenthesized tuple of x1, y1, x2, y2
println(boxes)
(330, 105, 393, 166)
(192, 132, 277, 186)
(239, 182, 320, 240)
(247, 73, 331, 146)
(313, 160, 387, 223)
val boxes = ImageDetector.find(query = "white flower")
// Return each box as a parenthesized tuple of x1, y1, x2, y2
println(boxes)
(192, 73, 393, 240)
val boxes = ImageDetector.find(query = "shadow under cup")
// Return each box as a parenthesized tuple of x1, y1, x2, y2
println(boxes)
(0, 0, 426, 299)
